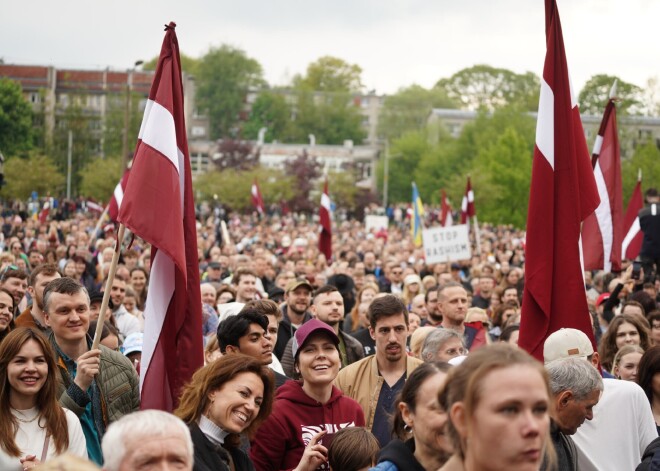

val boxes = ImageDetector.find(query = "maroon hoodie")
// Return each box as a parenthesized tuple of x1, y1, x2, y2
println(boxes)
(250, 380, 365, 471)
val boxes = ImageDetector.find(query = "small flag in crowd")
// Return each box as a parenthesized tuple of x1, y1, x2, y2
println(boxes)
(411, 182, 424, 247)
(319, 179, 332, 261)
(581, 81, 623, 273)
(38, 198, 52, 224)
(108, 169, 130, 222)
(85, 200, 104, 214)
(460, 177, 475, 224)
(251, 178, 265, 215)
(440, 189, 453, 227)
(622, 173, 644, 260)
(117, 22, 203, 411)
(519, 0, 601, 362)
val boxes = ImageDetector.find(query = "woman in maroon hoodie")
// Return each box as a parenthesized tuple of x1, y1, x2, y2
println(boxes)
(250, 319, 366, 471)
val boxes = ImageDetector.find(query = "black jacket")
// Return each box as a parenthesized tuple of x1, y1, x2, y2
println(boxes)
(373, 439, 426, 471)
(189, 423, 255, 471)
(637, 436, 660, 471)
(274, 305, 312, 360)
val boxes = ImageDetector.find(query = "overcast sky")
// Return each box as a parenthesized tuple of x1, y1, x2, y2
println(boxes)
(2, 0, 658, 96)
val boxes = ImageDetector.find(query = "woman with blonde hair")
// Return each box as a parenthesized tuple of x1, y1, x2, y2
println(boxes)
(612, 344, 644, 381)
(0, 328, 86, 469)
(438, 344, 554, 471)
(402, 274, 424, 310)
(175, 353, 275, 471)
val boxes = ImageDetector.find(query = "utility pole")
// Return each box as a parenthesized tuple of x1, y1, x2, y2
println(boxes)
(122, 60, 143, 169)
(382, 141, 389, 208)
(66, 130, 72, 199)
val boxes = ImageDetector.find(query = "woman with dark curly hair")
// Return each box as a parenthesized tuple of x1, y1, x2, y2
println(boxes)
(175, 353, 275, 471)
(598, 314, 651, 372)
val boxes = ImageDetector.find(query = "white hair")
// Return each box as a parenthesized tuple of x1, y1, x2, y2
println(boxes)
(102, 410, 193, 471)
(546, 357, 604, 400)
(421, 328, 464, 362)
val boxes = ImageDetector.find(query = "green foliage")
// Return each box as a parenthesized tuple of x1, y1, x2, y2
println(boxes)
(378, 84, 459, 141)
(78, 156, 123, 202)
(51, 99, 100, 195)
(196, 45, 266, 139)
(243, 91, 290, 142)
(435, 65, 540, 111)
(293, 56, 363, 93)
(3, 153, 65, 199)
(578, 74, 644, 116)
(326, 171, 359, 212)
(622, 140, 660, 205)
(194, 166, 294, 211)
(0, 78, 33, 156)
(102, 92, 143, 158)
(142, 52, 200, 75)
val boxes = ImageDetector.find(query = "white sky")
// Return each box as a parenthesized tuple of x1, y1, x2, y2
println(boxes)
(2, 0, 658, 96)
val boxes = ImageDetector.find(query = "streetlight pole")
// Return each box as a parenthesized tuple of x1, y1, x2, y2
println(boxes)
(122, 60, 143, 169)
(382, 141, 389, 208)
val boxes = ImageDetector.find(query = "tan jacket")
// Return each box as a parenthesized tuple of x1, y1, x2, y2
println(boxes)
(334, 354, 423, 430)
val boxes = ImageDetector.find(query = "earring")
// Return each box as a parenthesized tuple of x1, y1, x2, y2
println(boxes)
(403, 424, 412, 433)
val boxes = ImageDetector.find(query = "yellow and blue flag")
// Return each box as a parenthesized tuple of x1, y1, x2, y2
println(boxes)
(411, 182, 424, 247)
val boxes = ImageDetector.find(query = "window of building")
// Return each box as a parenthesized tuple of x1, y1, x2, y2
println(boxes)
(29, 92, 41, 103)
(191, 126, 206, 137)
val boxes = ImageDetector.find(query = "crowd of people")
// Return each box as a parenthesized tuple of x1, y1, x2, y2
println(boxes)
(0, 188, 658, 470)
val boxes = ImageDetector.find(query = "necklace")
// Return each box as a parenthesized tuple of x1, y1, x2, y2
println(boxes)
(11, 409, 39, 424)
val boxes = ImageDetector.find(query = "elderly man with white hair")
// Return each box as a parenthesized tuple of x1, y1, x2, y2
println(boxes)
(102, 410, 193, 471)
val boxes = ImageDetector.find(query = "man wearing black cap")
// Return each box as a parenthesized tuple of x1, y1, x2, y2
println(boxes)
(639, 188, 660, 283)
(204, 261, 224, 283)
(274, 279, 313, 360)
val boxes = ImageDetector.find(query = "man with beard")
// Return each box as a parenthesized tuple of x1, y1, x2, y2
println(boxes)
(439, 282, 486, 350)
(423, 286, 442, 326)
(335, 295, 423, 447)
(279, 285, 364, 377)
(14, 263, 61, 332)
(274, 279, 313, 360)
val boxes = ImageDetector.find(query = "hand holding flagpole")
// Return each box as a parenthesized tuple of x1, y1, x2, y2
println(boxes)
(92, 223, 126, 350)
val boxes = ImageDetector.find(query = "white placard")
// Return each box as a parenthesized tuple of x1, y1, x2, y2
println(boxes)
(423, 225, 472, 264)
(365, 215, 389, 233)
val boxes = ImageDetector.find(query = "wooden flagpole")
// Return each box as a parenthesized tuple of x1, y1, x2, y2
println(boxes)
(91, 223, 126, 349)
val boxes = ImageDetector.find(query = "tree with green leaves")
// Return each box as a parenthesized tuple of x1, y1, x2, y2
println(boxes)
(284, 151, 322, 212)
(142, 52, 200, 76)
(578, 74, 644, 116)
(378, 84, 458, 141)
(3, 153, 65, 199)
(78, 156, 123, 202)
(243, 91, 290, 142)
(435, 65, 540, 111)
(622, 140, 660, 205)
(0, 78, 33, 157)
(102, 92, 143, 159)
(193, 166, 294, 211)
(196, 45, 266, 139)
(293, 56, 363, 93)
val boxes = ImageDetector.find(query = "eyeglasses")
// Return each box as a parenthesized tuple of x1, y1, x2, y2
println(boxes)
(444, 347, 468, 357)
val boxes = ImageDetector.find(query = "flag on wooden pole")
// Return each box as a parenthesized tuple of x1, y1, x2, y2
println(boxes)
(518, 0, 600, 361)
(622, 173, 644, 260)
(411, 182, 424, 247)
(460, 177, 475, 224)
(108, 169, 130, 222)
(319, 179, 332, 262)
(581, 82, 623, 273)
(251, 178, 265, 215)
(117, 22, 203, 411)
(440, 189, 453, 227)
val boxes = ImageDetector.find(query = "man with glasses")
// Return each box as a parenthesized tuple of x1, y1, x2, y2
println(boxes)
(420, 328, 467, 363)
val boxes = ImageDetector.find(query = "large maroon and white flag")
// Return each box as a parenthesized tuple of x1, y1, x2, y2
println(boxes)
(622, 176, 644, 260)
(108, 169, 130, 222)
(460, 177, 475, 224)
(117, 22, 203, 411)
(251, 178, 265, 215)
(519, 0, 600, 361)
(581, 84, 622, 273)
(319, 179, 332, 262)
(440, 189, 453, 227)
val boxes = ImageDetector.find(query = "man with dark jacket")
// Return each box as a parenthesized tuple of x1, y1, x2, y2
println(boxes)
(274, 279, 313, 359)
(280, 285, 364, 377)
(639, 188, 660, 282)
(44, 277, 139, 465)
(541, 357, 603, 471)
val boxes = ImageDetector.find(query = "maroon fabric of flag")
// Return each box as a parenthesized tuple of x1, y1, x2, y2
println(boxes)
(319, 179, 332, 262)
(108, 169, 130, 222)
(581, 98, 623, 272)
(460, 177, 475, 224)
(251, 178, 265, 214)
(622, 179, 644, 260)
(518, 0, 600, 361)
(117, 22, 203, 411)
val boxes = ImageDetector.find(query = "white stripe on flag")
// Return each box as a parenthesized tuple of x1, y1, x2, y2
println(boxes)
(592, 135, 604, 156)
(114, 183, 124, 208)
(139, 99, 180, 175)
(321, 193, 331, 210)
(467, 190, 474, 203)
(536, 79, 555, 170)
(592, 164, 614, 273)
(139, 249, 175, 394)
(622, 218, 641, 256)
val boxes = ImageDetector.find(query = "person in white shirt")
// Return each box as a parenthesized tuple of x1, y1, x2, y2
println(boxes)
(0, 326, 86, 469)
(544, 328, 657, 471)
